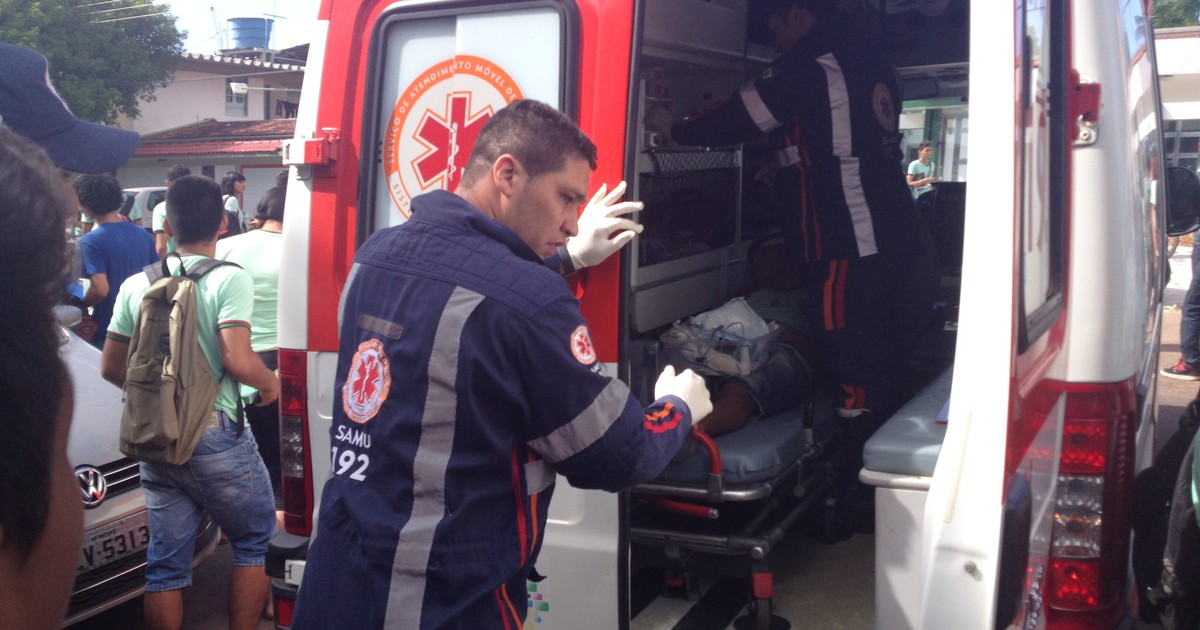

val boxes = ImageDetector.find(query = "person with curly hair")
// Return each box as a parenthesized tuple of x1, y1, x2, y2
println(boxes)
(75, 173, 159, 349)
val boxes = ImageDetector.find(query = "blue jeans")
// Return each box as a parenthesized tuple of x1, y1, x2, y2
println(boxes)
(139, 411, 276, 592)
(1183, 244, 1200, 366)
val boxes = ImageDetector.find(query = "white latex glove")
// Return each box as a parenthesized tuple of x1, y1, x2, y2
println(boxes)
(653, 365, 713, 423)
(565, 181, 644, 269)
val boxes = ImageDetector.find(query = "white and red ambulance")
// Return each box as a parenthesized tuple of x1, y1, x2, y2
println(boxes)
(266, 0, 1200, 627)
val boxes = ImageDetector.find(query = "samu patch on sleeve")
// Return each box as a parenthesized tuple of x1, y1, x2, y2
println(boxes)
(570, 325, 597, 365)
(643, 403, 683, 434)
(342, 339, 391, 424)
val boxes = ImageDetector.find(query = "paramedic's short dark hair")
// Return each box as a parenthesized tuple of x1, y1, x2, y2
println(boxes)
(73, 173, 124, 216)
(460, 99, 598, 188)
(256, 185, 286, 223)
(166, 164, 191, 183)
(167, 175, 224, 245)
(0, 127, 71, 563)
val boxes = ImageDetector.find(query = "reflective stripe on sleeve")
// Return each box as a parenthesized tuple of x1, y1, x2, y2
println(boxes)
(383, 286, 484, 628)
(816, 53, 852, 158)
(524, 459, 556, 495)
(526, 377, 632, 463)
(776, 145, 802, 167)
(740, 82, 781, 133)
(816, 52, 877, 257)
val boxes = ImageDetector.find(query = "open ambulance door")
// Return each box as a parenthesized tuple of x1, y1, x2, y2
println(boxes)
(919, 1, 1070, 628)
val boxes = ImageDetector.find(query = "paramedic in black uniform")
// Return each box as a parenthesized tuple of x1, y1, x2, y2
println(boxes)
(656, 0, 934, 526)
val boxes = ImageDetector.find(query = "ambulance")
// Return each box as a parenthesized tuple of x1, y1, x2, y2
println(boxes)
(266, 0, 1200, 627)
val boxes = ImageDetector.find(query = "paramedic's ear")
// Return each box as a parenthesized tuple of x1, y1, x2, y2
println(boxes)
(654, 365, 713, 424)
(565, 181, 645, 269)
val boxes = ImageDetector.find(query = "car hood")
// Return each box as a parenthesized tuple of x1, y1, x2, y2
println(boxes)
(60, 329, 126, 467)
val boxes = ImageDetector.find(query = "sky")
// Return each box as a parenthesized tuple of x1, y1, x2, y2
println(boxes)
(163, 0, 321, 55)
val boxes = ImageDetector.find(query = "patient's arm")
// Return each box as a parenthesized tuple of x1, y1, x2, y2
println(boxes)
(694, 380, 756, 437)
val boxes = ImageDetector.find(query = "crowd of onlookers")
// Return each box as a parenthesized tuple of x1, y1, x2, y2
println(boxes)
(1, 40, 286, 630)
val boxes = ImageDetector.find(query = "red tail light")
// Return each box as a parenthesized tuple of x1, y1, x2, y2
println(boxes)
(274, 593, 296, 626)
(1046, 379, 1136, 629)
(278, 348, 314, 536)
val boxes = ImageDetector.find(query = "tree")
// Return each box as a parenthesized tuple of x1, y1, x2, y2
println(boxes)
(1155, 0, 1200, 28)
(0, 0, 184, 124)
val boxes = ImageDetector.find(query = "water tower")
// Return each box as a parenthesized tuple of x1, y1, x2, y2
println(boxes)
(227, 17, 274, 50)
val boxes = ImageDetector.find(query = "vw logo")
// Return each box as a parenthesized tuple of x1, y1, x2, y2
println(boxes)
(75, 465, 107, 509)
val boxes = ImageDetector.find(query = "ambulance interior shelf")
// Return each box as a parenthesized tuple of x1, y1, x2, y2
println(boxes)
(629, 144, 783, 334)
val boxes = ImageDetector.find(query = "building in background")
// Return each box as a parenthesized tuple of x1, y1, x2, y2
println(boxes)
(114, 20, 305, 208)
(1158, 26, 1200, 173)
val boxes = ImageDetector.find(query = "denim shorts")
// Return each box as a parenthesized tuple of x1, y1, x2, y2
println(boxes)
(139, 411, 276, 592)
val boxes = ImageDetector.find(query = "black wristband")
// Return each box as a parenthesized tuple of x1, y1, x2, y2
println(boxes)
(556, 245, 577, 276)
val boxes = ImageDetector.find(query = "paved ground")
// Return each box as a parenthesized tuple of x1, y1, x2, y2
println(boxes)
(1157, 245, 1198, 447)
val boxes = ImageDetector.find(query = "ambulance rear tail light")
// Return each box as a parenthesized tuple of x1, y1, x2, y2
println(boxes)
(279, 348, 315, 536)
(1045, 380, 1136, 629)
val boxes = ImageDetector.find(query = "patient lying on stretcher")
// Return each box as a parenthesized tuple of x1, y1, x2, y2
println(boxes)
(690, 236, 818, 438)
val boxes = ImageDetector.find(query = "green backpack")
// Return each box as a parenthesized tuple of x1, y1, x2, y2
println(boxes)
(119, 255, 243, 465)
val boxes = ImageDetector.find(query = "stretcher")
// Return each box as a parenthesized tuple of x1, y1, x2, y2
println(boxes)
(630, 399, 840, 629)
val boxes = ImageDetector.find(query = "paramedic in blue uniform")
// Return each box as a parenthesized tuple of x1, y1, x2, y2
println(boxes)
(291, 99, 712, 629)
(656, 0, 933, 493)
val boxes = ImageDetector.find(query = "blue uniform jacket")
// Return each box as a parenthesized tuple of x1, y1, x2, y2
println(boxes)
(292, 190, 693, 629)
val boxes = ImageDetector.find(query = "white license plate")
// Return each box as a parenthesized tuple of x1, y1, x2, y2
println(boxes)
(77, 511, 151, 572)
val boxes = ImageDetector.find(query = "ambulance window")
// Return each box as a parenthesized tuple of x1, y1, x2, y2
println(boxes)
(1016, 0, 1068, 350)
(358, 2, 576, 238)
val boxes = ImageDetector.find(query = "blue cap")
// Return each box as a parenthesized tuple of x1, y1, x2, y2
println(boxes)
(0, 42, 139, 173)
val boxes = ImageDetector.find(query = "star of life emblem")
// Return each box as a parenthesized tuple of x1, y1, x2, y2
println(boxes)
(342, 339, 391, 424)
(383, 55, 525, 218)
(570, 325, 597, 365)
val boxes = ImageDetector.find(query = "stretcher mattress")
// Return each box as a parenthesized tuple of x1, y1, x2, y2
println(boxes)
(862, 366, 952, 478)
(654, 405, 813, 485)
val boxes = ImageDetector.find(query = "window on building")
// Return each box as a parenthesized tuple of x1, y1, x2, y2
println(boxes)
(1165, 120, 1200, 172)
(226, 77, 248, 117)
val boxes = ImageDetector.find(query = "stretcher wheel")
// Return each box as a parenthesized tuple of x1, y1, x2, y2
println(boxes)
(733, 598, 790, 630)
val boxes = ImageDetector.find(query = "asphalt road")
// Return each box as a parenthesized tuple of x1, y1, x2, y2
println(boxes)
(70, 540, 275, 629)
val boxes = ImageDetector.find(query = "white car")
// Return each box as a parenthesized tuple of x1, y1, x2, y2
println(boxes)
(56, 308, 219, 625)
(119, 187, 167, 229)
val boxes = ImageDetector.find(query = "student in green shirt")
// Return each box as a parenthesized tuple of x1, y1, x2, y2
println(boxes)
(101, 176, 278, 630)
(216, 185, 287, 523)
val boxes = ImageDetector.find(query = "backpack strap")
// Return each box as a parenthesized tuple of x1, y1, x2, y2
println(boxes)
(182, 257, 247, 436)
(183, 257, 242, 280)
(143, 252, 178, 283)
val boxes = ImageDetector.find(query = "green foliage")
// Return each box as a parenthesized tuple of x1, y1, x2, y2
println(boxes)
(0, 0, 184, 124)
(1155, 0, 1200, 28)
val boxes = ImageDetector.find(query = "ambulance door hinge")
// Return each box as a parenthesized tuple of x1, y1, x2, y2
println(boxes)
(282, 128, 339, 178)
(1069, 70, 1100, 147)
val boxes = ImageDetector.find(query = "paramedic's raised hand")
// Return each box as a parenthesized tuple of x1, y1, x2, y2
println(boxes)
(566, 181, 644, 269)
(654, 365, 713, 423)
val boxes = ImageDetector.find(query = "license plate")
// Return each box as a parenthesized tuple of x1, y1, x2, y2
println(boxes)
(77, 511, 151, 573)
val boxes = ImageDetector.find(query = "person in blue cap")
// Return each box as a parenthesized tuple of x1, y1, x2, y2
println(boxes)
(0, 42, 140, 173)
